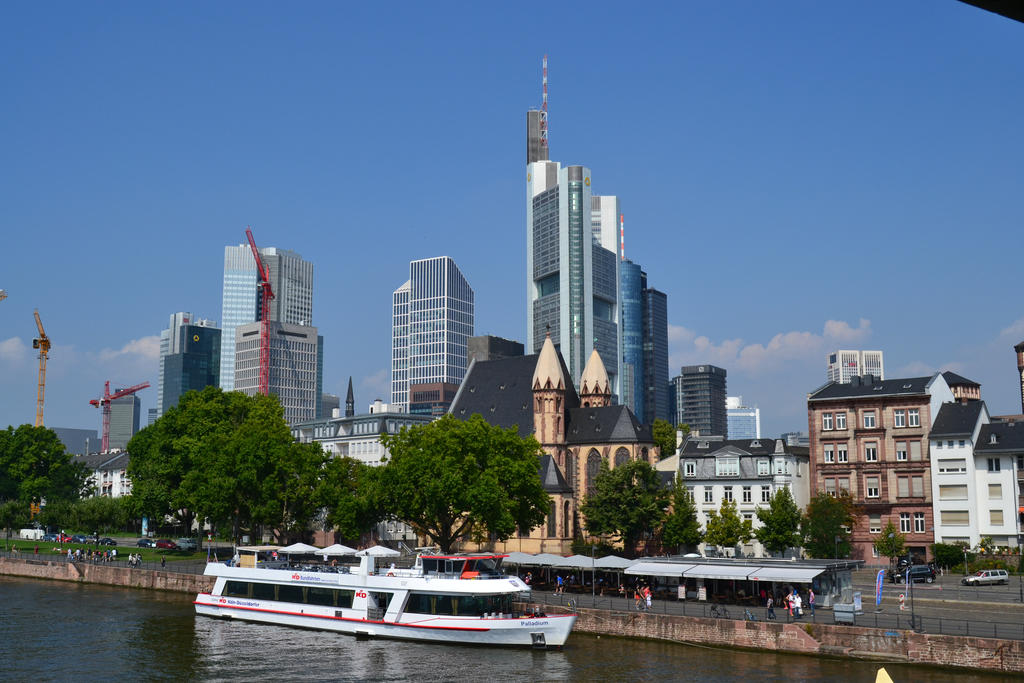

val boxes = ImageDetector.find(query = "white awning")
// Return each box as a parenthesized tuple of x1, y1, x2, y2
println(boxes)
(683, 565, 753, 580)
(625, 562, 696, 578)
(748, 567, 825, 583)
(593, 555, 635, 570)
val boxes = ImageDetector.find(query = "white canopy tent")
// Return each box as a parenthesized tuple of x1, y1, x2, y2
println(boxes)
(278, 542, 321, 555)
(625, 562, 696, 578)
(593, 555, 636, 570)
(355, 545, 401, 557)
(320, 543, 358, 558)
(748, 566, 824, 583)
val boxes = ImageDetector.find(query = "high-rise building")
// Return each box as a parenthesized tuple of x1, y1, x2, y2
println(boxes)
(234, 321, 321, 424)
(467, 335, 524, 364)
(390, 256, 474, 412)
(827, 350, 885, 384)
(643, 287, 669, 423)
(620, 260, 644, 422)
(108, 393, 141, 451)
(157, 312, 219, 418)
(671, 365, 728, 436)
(526, 162, 621, 397)
(51, 427, 99, 456)
(726, 396, 761, 439)
(219, 244, 314, 391)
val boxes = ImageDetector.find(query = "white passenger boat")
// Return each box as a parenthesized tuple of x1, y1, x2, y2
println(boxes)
(194, 551, 576, 648)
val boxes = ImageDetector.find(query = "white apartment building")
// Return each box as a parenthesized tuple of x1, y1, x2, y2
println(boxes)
(678, 437, 810, 557)
(73, 453, 133, 498)
(930, 401, 1020, 549)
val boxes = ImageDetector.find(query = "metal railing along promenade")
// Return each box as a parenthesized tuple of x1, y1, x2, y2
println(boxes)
(1, 548, 212, 576)
(530, 589, 1024, 641)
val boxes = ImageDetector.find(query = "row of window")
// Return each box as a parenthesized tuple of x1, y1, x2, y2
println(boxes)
(936, 457, 1004, 474)
(938, 483, 1004, 500)
(683, 458, 793, 478)
(822, 474, 924, 499)
(821, 409, 920, 431)
(867, 513, 927, 534)
(688, 485, 774, 504)
(821, 440, 923, 463)
(939, 510, 1008, 527)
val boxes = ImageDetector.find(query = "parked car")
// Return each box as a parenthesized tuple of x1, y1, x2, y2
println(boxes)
(175, 538, 198, 552)
(154, 539, 178, 550)
(97, 537, 117, 546)
(890, 565, 936, 584)
(70, 534, 88, 544)
(136, 538, 156, 548)
(961, 569, 1009, 586)
(42, 533, 59, 542)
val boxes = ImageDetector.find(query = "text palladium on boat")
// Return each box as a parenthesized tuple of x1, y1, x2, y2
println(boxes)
(193, 549, 576, 648)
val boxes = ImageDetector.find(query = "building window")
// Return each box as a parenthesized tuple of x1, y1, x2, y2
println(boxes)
(939, 484, 969, 500)
(941, 510, 969, 526)
(704, 489, 713, 503)
(865, 443, 878, 462)
(911, 476, 923, 497)
(823, 446, 834, 463)
(822, 413, 833, 431)
(838, 477, 850, 493)
(761, 487, 771, 503)
(824, 478, 836, 497)
(989, 483, 1002, 500)
(937, 459, 967, 474)
(757, 459, 770, 476)
(836, 412, 847, 430)
(894, 409, 906, 428)
(837, 445, 848, 463)
(895, 442, 907, 461)
(990, 509, 1004, 525)
(869, 514, 881, 534)
(866, 476, 879, 498)
(742, 486, 752, 503)
(684, 460, 696, 477)
(716, 457, 739, 477)
(914, 512, 925, 533)
(897, 477, 909, 498)
(900, 513, 911, 533)
(863, 411, 876, 428)
(909, 441, 922, 461)
(743, 513, 753, 522)
(958, 440, 965, 448)
(908, 409, 920, 427)
(987, 458, 1001, 472)
(774, 459, 789, 475)
(724, 487, 734, 503)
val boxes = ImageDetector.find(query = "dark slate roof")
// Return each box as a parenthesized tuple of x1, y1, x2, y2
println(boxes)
(680, 437, 793, 457)
(808, 375, 933, 401)
(449, 353, 579, 439)
(941, 371, 980, 388)
(539, 454, 572, 493)
(72, 452, 130, 471)
(566, 405, 652, 445)
(930, 401, 985, 437)
(975, 420, 1024, 453)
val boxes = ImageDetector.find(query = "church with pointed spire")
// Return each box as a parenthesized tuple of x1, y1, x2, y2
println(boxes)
(450, 333, 658, 554)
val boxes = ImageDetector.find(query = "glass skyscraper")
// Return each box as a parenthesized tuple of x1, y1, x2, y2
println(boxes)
(643, 286, 669, 423)
(390, 256, 474, 412)
(671, 364, 728, 436)
(620, 260, 645, 422)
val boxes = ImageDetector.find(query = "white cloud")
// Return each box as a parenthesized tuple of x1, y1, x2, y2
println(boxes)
(669, 319, 873, 375)
(997, 318, 1024, 343)
(359, 369, 389, 402)
(0, 337, 29, 364)
(97, 335, 161, 363)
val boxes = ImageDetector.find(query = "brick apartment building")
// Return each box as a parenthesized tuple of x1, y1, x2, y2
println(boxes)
(807, 372, 968, 563)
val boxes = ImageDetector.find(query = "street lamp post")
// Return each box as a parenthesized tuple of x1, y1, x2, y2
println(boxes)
(834, 535, 840, 560)
(963, 546, 968, 576)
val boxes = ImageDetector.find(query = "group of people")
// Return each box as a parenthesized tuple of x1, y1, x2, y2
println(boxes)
(764, 588, 814, 620)
(66, 547, 118, 563)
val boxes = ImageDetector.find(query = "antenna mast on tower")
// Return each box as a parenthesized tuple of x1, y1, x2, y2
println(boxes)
(540, 55, 549, 155)
(620, 213, 625, 260)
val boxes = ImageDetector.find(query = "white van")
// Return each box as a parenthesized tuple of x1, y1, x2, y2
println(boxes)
(19, 528, 43, 540)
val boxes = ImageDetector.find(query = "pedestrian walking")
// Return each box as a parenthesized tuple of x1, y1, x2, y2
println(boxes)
(556, 574, 564, 594)
(785, 592, 792, 618)
(634, 588, 643, 611)
(644, 585, 652, 611)
(792, 591, 802, 618)
(808, 588, 815, 617)
(766, 595, 776, 620)
(161, 556, 166, 569)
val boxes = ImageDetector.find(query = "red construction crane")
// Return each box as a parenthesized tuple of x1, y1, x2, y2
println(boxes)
(89, 380, 150, 453)
(245, 226, 274, 395)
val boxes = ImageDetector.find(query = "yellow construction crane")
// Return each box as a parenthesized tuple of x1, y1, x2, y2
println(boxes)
(32, 309, 50, 427)
(0, 289, 7, 302)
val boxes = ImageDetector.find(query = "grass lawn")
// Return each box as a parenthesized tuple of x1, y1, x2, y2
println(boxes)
(2, 537, 215, 563)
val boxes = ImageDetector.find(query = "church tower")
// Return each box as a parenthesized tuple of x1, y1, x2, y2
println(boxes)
(532, 333, 566, 451)
(579, 348, 611, 408)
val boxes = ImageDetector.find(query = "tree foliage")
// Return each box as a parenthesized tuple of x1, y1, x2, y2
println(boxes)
(651, 419, 677, 460)
(931, 541, 970, 570)
(704, 498, 752, 550)
(582, 459, 669, 557)
(661, 479, 703, 551)
(377, 415, 550, 553)
(755, 487, 803, 554)
(128, 387, 331, 542)
(0, 500, 29, 549)
(873, 521, 906, 565)
(318, 455, 381, 540)
(801, 492, 858, 559)
(0, 425, 87, 505)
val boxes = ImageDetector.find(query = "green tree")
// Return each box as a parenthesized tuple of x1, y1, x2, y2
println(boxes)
(0, 425, 87, 505)
(704, 498, 752, 550)
(873, 521, 906, 566)
(651, 419, 677, 459)
(678, 423, 691, 438)
(377, 414, 550, 553)
(73, 495, 130, 535)
(319, 456, 382, 540)
(0, 500, 29, 549)
(755, 487, 803, 555)
(801, 492, 858, 559)
(582, 459, 669, 557)
(661, 479, 703, 551)
(931, 542, 970, 571)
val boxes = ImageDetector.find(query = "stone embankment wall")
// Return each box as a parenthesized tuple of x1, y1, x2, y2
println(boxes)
(0, 557, 214, 594)
(570, 607, 1024, 675)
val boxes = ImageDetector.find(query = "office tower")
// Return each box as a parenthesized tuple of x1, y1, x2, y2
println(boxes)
(467, 335, 524, 364)
(219, 244, 314, 391)
(726, 396, 761, 439)
(671, 365, 728, 436)
(321, 393, 340, 418)
(643, 287, 669, 423)
(620, 260, 644, 422)
(147, 409, 157, 426)
(526, 162, 620, 397)
(1016, 341, 1024, 413)
(158, 312, 218, 418)
(161, 318, 221, 415)
(51, 427, 99, 456)
(390, 256, 474, 412)
(108, 393, 141, 451)
(234, 321, 320, 424)
(827, 350, 885, 384)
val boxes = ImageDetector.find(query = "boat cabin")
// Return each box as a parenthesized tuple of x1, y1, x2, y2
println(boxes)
(418, 554, 507, 579)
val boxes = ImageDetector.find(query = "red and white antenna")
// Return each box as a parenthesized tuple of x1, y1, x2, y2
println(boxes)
(620, 213, 625, 260)
(540, 55, 549, 153)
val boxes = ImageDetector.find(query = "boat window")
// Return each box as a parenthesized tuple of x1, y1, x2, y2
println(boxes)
(252, 583, 276, 601)
(224, 581, 250, 598)
(278, 584, 304, 604)
(307, 587, 335, 607)
(369, 591, 393, 613)
(336, 589, 355, 609)
(405, 592, 513, 617)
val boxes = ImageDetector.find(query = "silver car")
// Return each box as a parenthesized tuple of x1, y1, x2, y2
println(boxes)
(961, 569, 1008, 585)
(175, 538, 198, 552)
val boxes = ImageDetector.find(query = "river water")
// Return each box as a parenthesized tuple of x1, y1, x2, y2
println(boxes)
(0, 576, 1011, 682)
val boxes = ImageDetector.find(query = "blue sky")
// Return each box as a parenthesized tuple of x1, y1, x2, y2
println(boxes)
(2, 1, 1022, 439)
